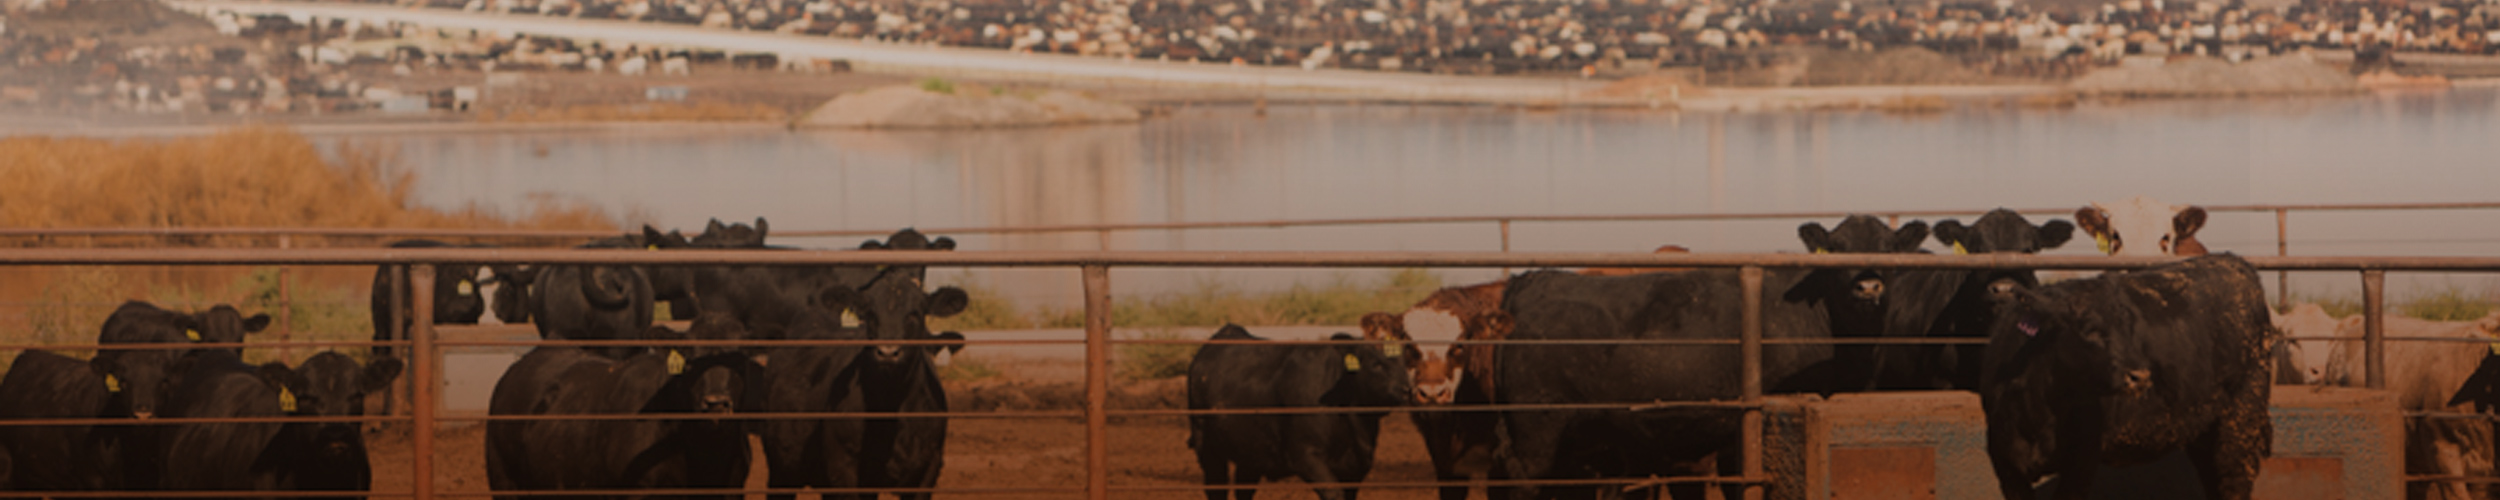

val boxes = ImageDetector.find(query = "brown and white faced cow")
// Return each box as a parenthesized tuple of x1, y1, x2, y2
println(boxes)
(2074, 196, 2209, 257)
(1362, 282, 1506, 406)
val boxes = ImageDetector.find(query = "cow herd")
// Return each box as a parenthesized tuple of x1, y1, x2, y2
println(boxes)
(0, 196, 2485, 500)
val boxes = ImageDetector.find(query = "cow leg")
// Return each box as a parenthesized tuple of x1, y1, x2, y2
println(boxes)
(1233, 466, 1266, 500)
(1499, 411, 1569, 500)
(1291, 445, 1352, 500)
(2189, 401, 2270, 500)
(1197, 448, 1233, 500)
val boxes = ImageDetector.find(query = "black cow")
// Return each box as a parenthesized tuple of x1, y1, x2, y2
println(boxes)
(484, 342, 763, 500)
(1980, 254, 2274, 500)
(530, 229, 680, 359)
(157, 350, 402, 495)
(1188, 325, 1412, 500)
(250, 352, 402, 495)
(0, 301, 217, 492)
(369, 239, 489, 357)
(1862, 209, 2074, 390)
(689, 227, 955, 342)
(0, 350, 123, 491)
(1490, 216, 1928, 500)
(759, 267, 969, 500)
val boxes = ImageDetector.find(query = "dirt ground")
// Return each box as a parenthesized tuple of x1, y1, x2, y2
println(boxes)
(366, 357, 1465, 499)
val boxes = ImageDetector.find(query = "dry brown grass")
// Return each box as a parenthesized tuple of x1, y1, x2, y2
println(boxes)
(0, 126, 620, 356)
(481, 101, 789, 123)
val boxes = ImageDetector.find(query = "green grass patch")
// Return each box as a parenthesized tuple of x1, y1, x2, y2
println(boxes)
(2401, 287, 2498, 321)
(917, 77, 956, 95)
(929, 278, 1033, 331)
(1116, 328, 1196, 380)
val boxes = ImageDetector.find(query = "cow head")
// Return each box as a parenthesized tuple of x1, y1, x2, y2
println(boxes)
(2002, 283, 2153, 395)
(816, 268, 970, 367)
(1793, 215, 1930, 335)
(2269, 303, 2347, 385)
(188, 305, 274, 353)
(478, 264, 537, 325)
(1362, 283, 1510, 405)
(646, 350, 764, 415)
(1934, 208, 2076, 298)
(1320, 332, 1416, 410)
(90, 318, 197, 420)
(692, 217, 771, 248)
(259, 352, 402, 455)
(381, 239, 489, 327)
(2074, 196, 2207, 257)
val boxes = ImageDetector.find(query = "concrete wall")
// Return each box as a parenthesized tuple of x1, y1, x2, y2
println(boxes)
(1764, 387, 2401, 500)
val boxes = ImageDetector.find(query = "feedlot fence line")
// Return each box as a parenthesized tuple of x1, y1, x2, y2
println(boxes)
(0, 250, 2493, 499)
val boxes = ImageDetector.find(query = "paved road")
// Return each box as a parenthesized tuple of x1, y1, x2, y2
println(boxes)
(166, 0, 1615, 103)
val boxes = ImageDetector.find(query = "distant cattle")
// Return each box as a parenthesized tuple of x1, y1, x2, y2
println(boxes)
(371, 239, 490, 357)
(2324, 313, 2500, 500)
(1189, 325, 1412, 500)
(485, 341, 764, 499)
(1867, 209, 2073, 391)
(158, 350, 402, 495)
(758, 266, 969, 500)
(2271, 303, 2351, 385)
(2075, 196, 2208, 257)
(100, 301, 272, 358)
(1489, 216, 1926, 499)
(1980, 254, 2273, 500)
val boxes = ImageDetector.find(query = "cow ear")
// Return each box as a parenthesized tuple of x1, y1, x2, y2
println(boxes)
(1474, 310, 1514, 340)
(924, 287, 970, 318)
(706, 218, 727, 235)
(1797, 222, 1834, 253)
(362, 357, 405, 393)
(934, 331, 966, 355)
(859, 239, 888, 250)
(1359, 312, 1404, 341)
(88, 354, 116, 378)
(254, 362, 299, 391)
(1932, 219, 1969, 251)
(816, 285, 866, 316)
(2037, 220, 2076, 249)
(643, 225, 669, 246)
(1889, 220, 1930, 253)
(242, 313, 273, 333)
(752, 217, 770, 238)
(2172, 206, 2207, 238)
(2074, 205, 2111, 237)
(931, 236, 956, 251)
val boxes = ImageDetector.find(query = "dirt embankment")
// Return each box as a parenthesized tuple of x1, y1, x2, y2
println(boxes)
(797, 83, 1141, 129)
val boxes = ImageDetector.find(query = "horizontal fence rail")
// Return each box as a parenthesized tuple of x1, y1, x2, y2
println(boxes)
(0, 249, 2493, 498)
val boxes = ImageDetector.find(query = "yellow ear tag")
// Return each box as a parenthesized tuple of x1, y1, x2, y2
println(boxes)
(646, 244, 659, 251)
(1344, 353, 1361, 372)
(1813, 248, 1829, 254)
(2094, 235, 2112, 255)
(184, 328, 201, 341)
(667, 350, 686, 375)
(840, 310, 861, 328)
(1384, 342, 1403, 358)
(457, 281, 475, 296)
(1951, 242, 1970, 255)
(278, 387, 297, 412)
(105, 374, 121, 393)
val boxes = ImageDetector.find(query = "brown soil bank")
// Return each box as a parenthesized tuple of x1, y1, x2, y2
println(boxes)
(2069, 56, 2359, 96)
(798, 83, 1141, 129)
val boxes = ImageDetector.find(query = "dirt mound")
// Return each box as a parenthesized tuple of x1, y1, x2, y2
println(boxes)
(2070, 56, 2359, 96)
(949, 377, 1186, 413)
(1586, 73, 1707, 100)
(798, 83, 1141, 129)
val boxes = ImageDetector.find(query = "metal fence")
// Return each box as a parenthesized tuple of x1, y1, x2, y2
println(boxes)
(0, 248, 2490, 499)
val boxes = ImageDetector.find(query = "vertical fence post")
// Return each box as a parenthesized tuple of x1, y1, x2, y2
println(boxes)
(277, 234, 293, 362)
(1739, 265, 1764, 500)
(1083, 264, 1112, 500)
(387, 264, 407, 416)
(2362, 269, 2386, 390)
(1499, 219, 1513, 277)
(2276, 209, 2289, 310)
(410, 263, 438, 500)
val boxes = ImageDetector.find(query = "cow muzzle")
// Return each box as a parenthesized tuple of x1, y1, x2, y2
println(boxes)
(1989, 278, 2020, 297)
(874, 345, 904, 362)
(2118, 368, 2153, 392)
(1852, 277, 1885, 300)
(701, 394, 735, 413)
(1413, 380, 1457, 405)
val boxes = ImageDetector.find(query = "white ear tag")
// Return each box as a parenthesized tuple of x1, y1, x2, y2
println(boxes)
(840, 310, 861, 328)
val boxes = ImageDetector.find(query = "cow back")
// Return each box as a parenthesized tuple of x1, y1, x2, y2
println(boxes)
(0, 350, 113, 491)
(1498, 267, 1837, 406)
(160, 350, 285, 491)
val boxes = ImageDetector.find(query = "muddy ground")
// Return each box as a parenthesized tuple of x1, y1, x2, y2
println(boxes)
(364, 357, 1473, 500)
